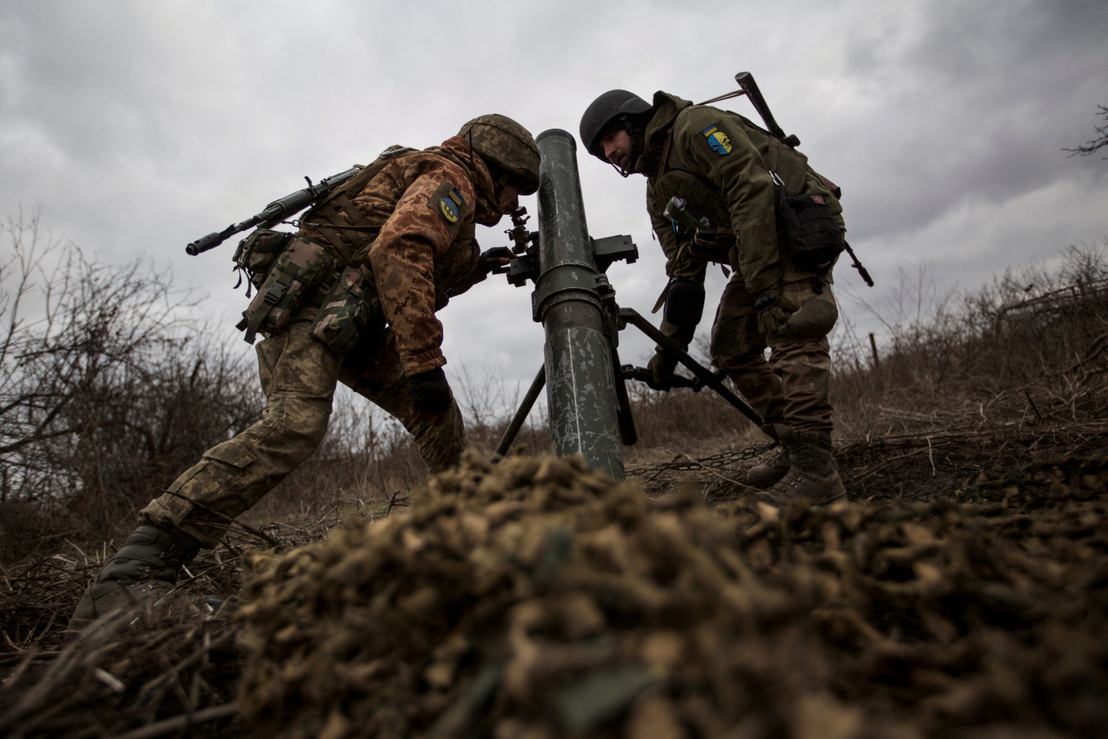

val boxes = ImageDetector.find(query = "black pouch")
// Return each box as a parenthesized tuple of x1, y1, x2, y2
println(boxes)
(776, 182, 845, 273)
(237, 238, 338, 344)
(233, 229, 295, 289)
(310, 265, 380, 355)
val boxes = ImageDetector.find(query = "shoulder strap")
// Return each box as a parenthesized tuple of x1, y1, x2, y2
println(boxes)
(314, 146, 417, 211)
(303, 147, 417, 265)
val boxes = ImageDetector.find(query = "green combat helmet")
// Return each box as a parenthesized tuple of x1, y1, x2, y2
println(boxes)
(458, 114, 541, 196)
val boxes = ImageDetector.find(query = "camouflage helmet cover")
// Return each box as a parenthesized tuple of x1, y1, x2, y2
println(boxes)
(458, 114, 541, 195)
(579, 89, 652, 160)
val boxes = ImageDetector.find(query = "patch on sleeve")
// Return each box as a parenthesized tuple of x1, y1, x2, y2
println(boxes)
(428, 180, 466, 228)
(701, 124, 733, 156)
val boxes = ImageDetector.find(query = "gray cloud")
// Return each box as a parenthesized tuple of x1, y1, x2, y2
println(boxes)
(2, 0, 1106, 403)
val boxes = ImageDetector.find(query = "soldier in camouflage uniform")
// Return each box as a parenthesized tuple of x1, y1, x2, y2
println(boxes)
(580, 90, 845, 504)
(72, 115, 540, 628)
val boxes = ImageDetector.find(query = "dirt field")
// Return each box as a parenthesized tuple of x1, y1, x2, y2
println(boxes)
(4, 248, 1108, 737)
(1, 418, 1105, 739)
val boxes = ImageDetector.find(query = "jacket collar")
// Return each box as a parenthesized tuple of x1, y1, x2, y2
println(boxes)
(633, 91, 693, 174)
(431, 135, 504, 226)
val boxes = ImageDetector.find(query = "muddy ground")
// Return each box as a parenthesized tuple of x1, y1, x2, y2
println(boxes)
(1, 421, 1106, 738)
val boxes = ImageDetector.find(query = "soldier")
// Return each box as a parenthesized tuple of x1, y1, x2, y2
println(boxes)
(72, 115, 540, 627)
(579, 89, 845, 504)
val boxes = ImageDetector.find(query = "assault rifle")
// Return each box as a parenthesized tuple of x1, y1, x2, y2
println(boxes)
(185, 167, 362, 255)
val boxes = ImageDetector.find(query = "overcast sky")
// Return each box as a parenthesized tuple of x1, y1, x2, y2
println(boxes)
(3, 0, 1107, 420)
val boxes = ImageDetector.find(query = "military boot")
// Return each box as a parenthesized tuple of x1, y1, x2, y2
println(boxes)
(765, 427, 846, 504)
(746, 444, 790, 488)
(70, 524, 200, 630)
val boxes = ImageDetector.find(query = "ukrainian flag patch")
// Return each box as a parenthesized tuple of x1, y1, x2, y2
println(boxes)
(430, 182, 466, 226)
(702, 124, 732, 156)
(440, 196, 459, 223)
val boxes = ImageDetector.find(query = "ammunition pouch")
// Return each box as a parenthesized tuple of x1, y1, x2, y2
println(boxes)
(233, 229, 296, 289)
(237, 237, 338, 344)
(663, 278, 706, 330)
(774, 178, 845, 274)
(310, 265, 380, 355)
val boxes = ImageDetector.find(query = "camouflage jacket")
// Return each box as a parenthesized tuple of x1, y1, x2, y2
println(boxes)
(636, 92, 844, 295)
(299, 136, 499, 376)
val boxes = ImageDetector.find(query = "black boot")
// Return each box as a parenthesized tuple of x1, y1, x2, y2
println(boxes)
(70, 525, 200, 630)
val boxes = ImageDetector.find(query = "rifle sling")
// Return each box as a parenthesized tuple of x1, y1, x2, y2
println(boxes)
(304, 148, 416, 266)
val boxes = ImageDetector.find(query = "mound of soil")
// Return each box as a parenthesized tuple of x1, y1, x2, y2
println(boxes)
(233, 451, 1108, 738)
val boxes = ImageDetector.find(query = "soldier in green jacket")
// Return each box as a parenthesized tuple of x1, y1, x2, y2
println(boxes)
(580, 89, 846, 504)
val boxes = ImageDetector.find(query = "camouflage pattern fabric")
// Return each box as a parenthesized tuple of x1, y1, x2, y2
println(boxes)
(139, 312, 469, 548)
(710, 276, 837, 435)
(639, 92, 843, 293)
(139, 135, 506, 548)
(300, 136, 495, 377)
(338, 317, 469, 478)
(630, 91, 844, 437)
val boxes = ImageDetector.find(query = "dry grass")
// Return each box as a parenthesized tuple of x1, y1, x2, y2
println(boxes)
(2, 243, 1108, 736)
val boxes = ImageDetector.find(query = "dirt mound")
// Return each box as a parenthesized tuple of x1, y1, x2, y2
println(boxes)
(236, 451, 1108, 738)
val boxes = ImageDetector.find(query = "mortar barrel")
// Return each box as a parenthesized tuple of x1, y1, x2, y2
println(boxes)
(533, 128, 624, 480)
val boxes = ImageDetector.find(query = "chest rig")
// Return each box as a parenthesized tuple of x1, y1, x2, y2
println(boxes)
(652, 112, 813, 264)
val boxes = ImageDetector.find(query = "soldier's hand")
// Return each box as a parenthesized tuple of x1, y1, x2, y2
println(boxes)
(478, 247, 514, 275)
(754, 290, 799, 336)
(646, 350, 679, 391)
(410, 368, 453, 421)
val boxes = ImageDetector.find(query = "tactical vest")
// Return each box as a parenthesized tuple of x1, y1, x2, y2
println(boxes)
(303, 146, 480, 307)
(652, 111, 813, 238)
(302, 145, 416, 265)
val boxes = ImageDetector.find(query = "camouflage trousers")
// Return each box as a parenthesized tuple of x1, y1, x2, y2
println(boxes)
(709, 274, 838, 437)
(139, 313, 467, 548)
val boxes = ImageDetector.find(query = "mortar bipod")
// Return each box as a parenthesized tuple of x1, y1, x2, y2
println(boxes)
(616, 307, 763, 426)
(493, 304, 763, 460)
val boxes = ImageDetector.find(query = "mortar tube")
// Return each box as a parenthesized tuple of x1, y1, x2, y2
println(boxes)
(533, 129, 624, 480)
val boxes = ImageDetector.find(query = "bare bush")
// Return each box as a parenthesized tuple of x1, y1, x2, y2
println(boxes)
(625, 382, 761, 455)
(0, 213, 264, 561)
(1064, 104, 1108, 158)
(832, 242, 1108, 439)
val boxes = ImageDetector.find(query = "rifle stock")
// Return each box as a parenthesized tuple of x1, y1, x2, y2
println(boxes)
(734, 72, 800, 148)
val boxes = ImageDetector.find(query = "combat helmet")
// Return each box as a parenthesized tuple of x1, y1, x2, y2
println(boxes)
(579, 89, 653, 172)
(458, 115, 541, 196)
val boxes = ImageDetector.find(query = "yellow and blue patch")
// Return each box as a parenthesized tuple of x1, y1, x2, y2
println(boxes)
(430, 182, 466, 227)
(701, 124, 732, 156)
(440, 187, 466, 223)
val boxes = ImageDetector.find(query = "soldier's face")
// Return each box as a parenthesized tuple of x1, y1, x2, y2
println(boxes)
(600, 129, 632, 169)
(497, 183, 520, 214)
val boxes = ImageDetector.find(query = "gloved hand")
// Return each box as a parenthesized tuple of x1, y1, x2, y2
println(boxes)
(410, 367, 453, 421)
(754, 290, 800, 336)
(646, 350, 679, 390)
(477, 247, 514, 276)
